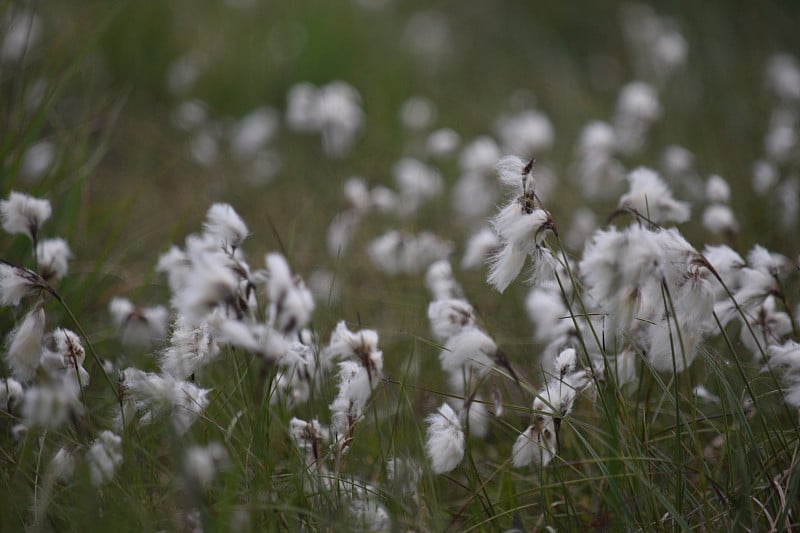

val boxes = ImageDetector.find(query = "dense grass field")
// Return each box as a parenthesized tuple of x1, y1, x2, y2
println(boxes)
(2, 1, 800, 531)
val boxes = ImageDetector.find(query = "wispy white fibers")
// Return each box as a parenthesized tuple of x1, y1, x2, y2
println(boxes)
(5, 307, 45, 382)
(0, 263, 46, 306)
(425, 402, 465, 474)
(203, 203, 249, 251)
(487, 155, 556, 292)
(158, 315, 219, 379)
(579, 224, 715, 372)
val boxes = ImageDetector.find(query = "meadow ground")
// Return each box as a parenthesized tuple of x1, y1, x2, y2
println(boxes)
(2, 1, 800, 531)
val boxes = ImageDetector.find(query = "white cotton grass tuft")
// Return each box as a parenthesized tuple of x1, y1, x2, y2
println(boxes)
(495, 109, 554, 156)
(119, 368, 210, 435)
(367, 230, 453, 276)
(184, 442, 229, 488)
(702, 204, 738, 235)
(5, 307, 45, 382)
(158, 315, 219, 379)
(511, 421, 557, 468)
(0, 263, 46, 306)
(427, 299, 475, 343)
(0, 377, 24, 412)
(35, 238, 71, 281)
(203, 203, 249, 251)
(462, 228, 500, 270)
(425, 260, 463, 301)
(86, 430, 123, 486)
(618, 167, 690, 224)
(22, 381, 83, 430)
(486, 155, 557, 292)
(109, 297, 169, 346)
(705, 175, 731, 204)
(425, 402, 465, 474)
(572, 121, 626, 200)
(0, 191, 52, 241)
(264, 253, 315, 335)
(614, 81, 661, 156)
(393, 157, 444, 216)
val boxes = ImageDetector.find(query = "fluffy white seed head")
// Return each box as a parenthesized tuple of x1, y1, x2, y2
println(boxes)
(203, 203, 249, 250)
(87, 430, 123, 486)
(36, 238, 71, 281)
(425, 260, 463, 301)
(0, 191, 51, 240)
(159, 315, 219, 379)
(440, 326, 496, 381)
(512, 419, 557, 468)
(425, 403, 465, 474)
(109, 297, 169, 346)
(618, 167, 690, 224)
(427, 299, 475, 342)
(459, 136, 501, 175)
(705, 175, 731, 204)
(462, 228, 500, 270)
(702, 204, 738, 235)
(5, 307, 45, 382)
(0, 263, 44, 306)
(265, 253, 315, 334)
(0, 377, 24, 412)
(184, 442, 229, 488)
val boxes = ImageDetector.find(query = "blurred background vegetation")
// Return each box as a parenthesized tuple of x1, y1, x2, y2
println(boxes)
(3, 0, 796, 343)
